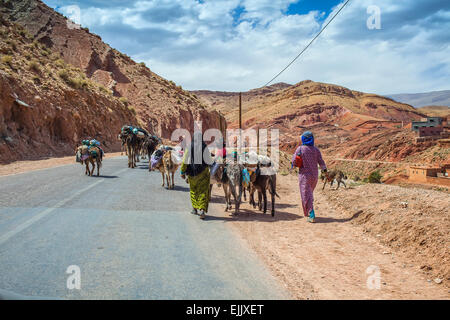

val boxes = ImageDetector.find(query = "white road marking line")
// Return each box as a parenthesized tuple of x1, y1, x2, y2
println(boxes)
(0, 168, 128, 246)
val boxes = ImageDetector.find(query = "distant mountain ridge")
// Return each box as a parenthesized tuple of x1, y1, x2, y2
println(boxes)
(193, 80, 425, 125)
(192, 80, 433, 163)
(387, 90, 450, 108)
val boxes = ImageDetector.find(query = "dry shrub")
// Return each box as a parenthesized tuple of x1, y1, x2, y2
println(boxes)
(29, 60, 41, 73)
(119, 97, 129, 105)
(128, 106, 136, 115)
(1, 55, 12, 66)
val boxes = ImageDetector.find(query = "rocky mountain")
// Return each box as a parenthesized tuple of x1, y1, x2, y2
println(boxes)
(388, 90, 450, 108)
(417, 106, 449, 118)
(0, 16, 137, 163)
(194, 80, 448, 174)
(195, 80, 424, 124)
(192, 82, 292, 120)
(1, 0, 225, 142)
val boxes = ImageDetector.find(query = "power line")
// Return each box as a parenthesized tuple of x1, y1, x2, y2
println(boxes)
(263, 0, 351, 88)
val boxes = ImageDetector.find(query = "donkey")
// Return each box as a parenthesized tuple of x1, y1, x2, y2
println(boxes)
(118, 133, 127, 156)
(125, 133, 139, 168)
(321, 169, 348, 190)
(162, 150, 179, 189)
(248, 164, 280, 216)
(143, 135, 160, 164)
(225, 161, 244, 215)
(75, 145, 102, 176)
(210, 163, 231, 211)
(152, 150, 166, 187)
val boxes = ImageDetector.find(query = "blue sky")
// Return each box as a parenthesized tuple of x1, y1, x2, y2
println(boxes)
(286, 0, 342, 16)
(44, 1, 450, 94)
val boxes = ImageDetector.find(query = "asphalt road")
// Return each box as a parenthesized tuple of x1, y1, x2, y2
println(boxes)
(0, 156, 288, 299)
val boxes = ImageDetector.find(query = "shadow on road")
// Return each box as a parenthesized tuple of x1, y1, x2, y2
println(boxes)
(91, 175, 119, 179)
(205, 207, 301, 222)
(314, 210, 363, 224)
(209, 195, 225, 204)
(171, 185, 190, 192)
(273, 202, 297, 209)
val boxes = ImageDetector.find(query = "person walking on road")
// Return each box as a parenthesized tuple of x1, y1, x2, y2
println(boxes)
(291, 131, 327, 223)
(181, 132, 213, 220)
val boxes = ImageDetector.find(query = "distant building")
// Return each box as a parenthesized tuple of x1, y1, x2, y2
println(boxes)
(409, 163, 450, 186)
(409, 166, 440, 182)
(418, 126, 443, 137)
(411, 117, 443, 132)
(412, 116, 450, 144)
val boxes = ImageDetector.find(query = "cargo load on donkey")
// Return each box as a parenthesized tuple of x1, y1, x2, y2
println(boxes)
(76, 139, 104, 163)
(121, 125, 149, 138)
(150, 145, 184, 171)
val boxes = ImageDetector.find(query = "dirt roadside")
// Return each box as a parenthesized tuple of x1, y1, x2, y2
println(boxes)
(210, 174, 449, 300)
(0, 152, 123, 177)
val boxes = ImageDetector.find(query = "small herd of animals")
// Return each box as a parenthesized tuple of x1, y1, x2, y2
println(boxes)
(75, 125, 348, 217)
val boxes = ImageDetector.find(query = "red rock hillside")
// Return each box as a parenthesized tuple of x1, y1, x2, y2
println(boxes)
(0, 17, 137, 163)
(1, 0, 225, 141)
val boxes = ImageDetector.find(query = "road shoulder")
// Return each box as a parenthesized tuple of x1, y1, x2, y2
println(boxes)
(210, 173, 449, 299)
(0, 153, 123, 177)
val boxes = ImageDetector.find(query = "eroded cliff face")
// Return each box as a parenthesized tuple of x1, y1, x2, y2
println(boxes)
(2, 0, 226, 140)
(0, 16, 137, 163)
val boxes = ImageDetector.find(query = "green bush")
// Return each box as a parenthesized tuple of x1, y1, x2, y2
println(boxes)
(368, 170, 382, 183)
(28, 60, 41, 73)
(57, 69, 70, 82)
(41, 48, 50, 56)
(55, 59, 65, 68)
(128, 106, 136, 115)
(57, 69, 88, 89)
(7, 40, 17, 51)
(119, 97, 129, 105)
(19, 29, 31, 39)
(68, 78, 88, 90)
(1, 55, 12, 66)
(32, 75, 41, 84)
(99, 85, 111, 95)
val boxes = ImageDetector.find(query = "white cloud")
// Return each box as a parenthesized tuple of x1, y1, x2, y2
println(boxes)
(54, 0, 450, 94)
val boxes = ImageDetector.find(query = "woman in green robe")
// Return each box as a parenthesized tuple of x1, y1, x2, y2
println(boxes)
(180, 133, 213, 220)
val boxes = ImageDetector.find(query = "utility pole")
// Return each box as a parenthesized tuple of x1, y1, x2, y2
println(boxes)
(239, 92, 242, 130)
(239, 92, 242, 155)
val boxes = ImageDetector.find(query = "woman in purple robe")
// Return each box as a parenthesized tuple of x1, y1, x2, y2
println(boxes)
(291, 131, 327, 223)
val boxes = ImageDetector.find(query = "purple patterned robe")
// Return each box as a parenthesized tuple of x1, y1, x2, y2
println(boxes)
(292, 145, 327, 216)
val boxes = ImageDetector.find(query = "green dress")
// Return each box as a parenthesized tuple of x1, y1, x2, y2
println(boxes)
(181, 148, 211, 212)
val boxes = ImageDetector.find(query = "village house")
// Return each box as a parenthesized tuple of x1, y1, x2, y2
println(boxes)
(412, 116, 449, 143)
(411, 117, 443, 133)
(409, 163, 450, 186)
